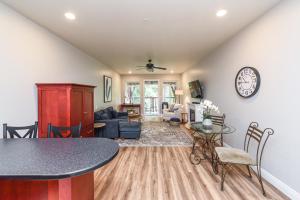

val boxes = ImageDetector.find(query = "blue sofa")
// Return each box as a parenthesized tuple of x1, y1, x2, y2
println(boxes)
(94, 107, 128, 138)
(94, 107, 141, 139)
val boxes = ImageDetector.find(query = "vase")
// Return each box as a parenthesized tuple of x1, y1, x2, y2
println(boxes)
(203, 118, 213, 129)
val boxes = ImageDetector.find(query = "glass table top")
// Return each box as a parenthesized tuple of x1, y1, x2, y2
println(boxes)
(191, 122, 233, 135)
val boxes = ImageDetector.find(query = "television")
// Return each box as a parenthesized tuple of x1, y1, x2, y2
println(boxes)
(188, 80, 203, 98)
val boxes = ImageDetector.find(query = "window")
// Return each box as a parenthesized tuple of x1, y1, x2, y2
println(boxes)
(125, 82, 140, 104)
(163, 82, 176, 105)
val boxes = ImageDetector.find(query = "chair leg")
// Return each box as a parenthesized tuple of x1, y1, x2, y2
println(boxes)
(259, 179, 266, 196)
(191, 139, 196, 154)
(246, 165, 252, 178)
(220, 133, 224, 147)
(257, 167, 266, 196)
(220, 164, 227, 191)
(251, 165, 266, 196)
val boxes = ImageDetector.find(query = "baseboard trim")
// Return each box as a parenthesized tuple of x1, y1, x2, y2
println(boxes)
(223, 143, 300, 200)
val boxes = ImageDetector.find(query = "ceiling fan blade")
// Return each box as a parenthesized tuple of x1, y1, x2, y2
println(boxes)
(136, 67, 146, 70)
(153, 67, 167, 70)
(136, 66, 146, 68)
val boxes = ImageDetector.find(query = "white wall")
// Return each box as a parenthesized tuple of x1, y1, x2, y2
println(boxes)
(121, 74, 182, 114)
(0, 3, 121, 129)
(182, 0, 300, 197)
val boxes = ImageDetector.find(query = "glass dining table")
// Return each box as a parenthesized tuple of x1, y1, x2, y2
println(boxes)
(189, 122, 234, 174)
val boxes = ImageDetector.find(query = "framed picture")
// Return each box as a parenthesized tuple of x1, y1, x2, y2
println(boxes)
(104, 75, 112, 102)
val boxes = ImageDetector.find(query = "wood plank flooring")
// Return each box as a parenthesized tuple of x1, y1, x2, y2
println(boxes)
(94, 147, 288, 200)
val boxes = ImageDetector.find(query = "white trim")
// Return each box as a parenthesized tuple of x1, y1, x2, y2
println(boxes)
(223, 143, 300, 200)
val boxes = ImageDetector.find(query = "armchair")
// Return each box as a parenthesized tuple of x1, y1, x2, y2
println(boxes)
(162, 104, 184, 121)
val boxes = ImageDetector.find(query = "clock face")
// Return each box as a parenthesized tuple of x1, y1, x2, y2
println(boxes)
(235, 67, 260, 98)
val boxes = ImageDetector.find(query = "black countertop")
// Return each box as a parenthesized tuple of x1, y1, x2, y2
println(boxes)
(0, 138, 119, 180)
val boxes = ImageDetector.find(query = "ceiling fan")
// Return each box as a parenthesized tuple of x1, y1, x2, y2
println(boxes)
(136, 59, 167, 72)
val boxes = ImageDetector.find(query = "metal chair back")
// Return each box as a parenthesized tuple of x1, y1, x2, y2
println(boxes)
(3, 122, 38, 139)
(243, 122, 274, 168)
(47, 123, 81, 138)
(210, 114, 225, 146)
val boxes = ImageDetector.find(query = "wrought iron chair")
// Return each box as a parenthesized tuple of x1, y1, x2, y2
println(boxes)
(47, 123, 81, 138)
(210, 114, 226, 146)
(3, 122, 38, 139)
(215, 122, 274, 196)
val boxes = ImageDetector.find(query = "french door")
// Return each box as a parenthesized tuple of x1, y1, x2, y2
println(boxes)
(144, 80, 159, 115)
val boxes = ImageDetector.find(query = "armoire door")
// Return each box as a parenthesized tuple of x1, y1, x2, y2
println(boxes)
(83, 88, 94, 137)
(37, 87, 69, 138)
(70, 88, 84, 129)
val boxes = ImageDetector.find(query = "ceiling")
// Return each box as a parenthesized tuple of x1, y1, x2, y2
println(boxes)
(1, 0, 281, 74)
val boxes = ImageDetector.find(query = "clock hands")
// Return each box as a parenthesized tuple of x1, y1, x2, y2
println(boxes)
(238, 80, 249, 84)
(241, 77, 249, 83)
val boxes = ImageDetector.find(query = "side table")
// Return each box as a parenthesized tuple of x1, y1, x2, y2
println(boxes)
(181, 112, 188, 123)
(94, 123, 106, 137)
(128, 114, 142, 123)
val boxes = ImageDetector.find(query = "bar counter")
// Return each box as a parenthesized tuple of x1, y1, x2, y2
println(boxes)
(0, 138, 119, 200)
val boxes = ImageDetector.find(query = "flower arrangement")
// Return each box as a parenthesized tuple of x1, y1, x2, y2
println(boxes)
(201, 99, 220, 119)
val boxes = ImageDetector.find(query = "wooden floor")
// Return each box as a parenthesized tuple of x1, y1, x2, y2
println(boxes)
(94, 147, 288, 200)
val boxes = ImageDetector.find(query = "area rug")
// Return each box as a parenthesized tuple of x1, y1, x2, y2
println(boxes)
(117, 121, 193, 147)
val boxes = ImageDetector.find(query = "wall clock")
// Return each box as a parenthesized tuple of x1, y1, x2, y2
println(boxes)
(235, 66, 260, 98)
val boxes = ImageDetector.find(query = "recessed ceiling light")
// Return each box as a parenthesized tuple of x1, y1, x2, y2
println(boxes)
(170, 70, 174, 74)
(216, 9, 227, 17)
(128, 70, 132, 74)
(65, 12, 76, 20)
(143, 18, 150, 22)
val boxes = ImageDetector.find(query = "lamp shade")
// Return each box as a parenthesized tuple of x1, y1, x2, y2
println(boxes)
(175, 89, 184, 95)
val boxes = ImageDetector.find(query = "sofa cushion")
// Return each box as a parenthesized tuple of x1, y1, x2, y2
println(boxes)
(117, 116, 128, 120)
(120, 131, 140, 139)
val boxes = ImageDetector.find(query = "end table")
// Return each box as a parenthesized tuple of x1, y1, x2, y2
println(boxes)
(181, 112, 188, 123)
(94, 123, 106, 137)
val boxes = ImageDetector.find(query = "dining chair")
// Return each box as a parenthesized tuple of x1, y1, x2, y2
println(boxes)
(3, 122, 38, 139)
(215, 122, 274, 196)
(47, 123, 81, 138)
(210, 114, 226, 146)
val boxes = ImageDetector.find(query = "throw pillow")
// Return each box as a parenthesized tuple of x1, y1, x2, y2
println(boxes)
(100, 112, 110, 120)
(169, 104, 175, 112)
(94, 111, 102, 121)
(172, 104, 180, 112)
(111, 110, 118, 118)
(103, 107, 112, 119)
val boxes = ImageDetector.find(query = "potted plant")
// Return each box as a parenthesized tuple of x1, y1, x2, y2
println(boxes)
(201, 100, 219, 129)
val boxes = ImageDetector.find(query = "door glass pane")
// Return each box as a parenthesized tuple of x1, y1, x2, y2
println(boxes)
(125, 82, 140, 104)
(144, 80, 159, 115)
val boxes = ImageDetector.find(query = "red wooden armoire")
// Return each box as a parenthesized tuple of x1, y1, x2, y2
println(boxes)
(36, 83, 95, 138)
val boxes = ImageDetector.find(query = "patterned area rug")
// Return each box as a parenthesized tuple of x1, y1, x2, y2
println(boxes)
(117, 121, 193, 147)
